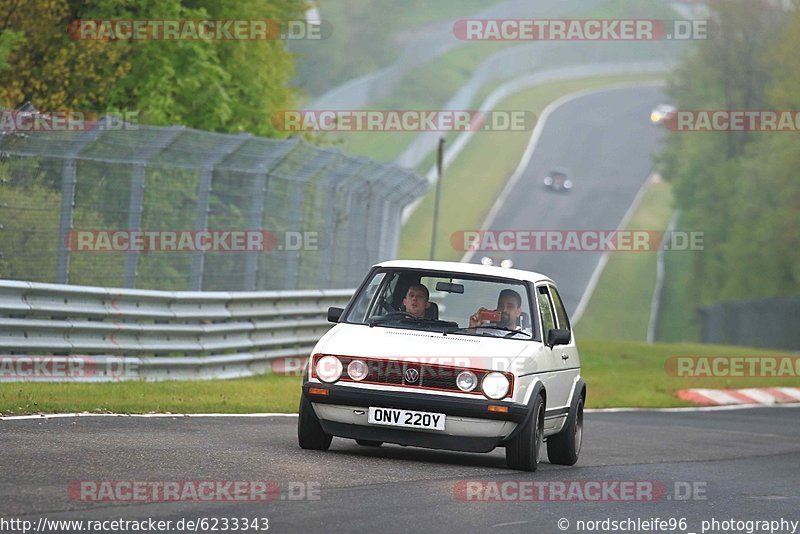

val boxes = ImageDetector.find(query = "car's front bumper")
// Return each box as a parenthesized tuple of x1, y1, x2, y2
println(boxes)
(302, 382, 529, 452)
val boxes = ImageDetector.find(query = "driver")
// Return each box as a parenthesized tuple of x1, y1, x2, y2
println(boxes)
(402, 283, 431, 319)
(469, 289, 523, 329)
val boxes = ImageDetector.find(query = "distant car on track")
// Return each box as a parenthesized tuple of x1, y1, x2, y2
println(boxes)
(543, 167, 573, 192)
(650, 104, 676, 125)
(298, 260, 585, 471)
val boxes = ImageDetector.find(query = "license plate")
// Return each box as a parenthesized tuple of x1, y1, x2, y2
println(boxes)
(367, 407, 445, 431)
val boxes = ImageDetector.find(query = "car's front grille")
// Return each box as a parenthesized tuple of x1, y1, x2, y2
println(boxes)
(313, 354, 513, 398)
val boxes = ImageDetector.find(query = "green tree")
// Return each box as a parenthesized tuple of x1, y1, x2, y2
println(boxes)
(658, 0, 800, 307)
(1, 0, 305, 136)
(0, 29, 22, 70)
(0, 0, 128, 111)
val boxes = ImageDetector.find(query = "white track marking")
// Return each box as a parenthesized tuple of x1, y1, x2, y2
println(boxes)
(690, 389, 750, 405)
(737, 388, 779, 405)
(3, 403, 800, 421)
(775, 387, 800, 401)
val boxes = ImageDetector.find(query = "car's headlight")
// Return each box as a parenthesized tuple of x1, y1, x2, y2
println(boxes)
(544, 176, 553, 185)
(650, 111, 661, 123)
(456, 370, 478, 392)
(481, 372, 510, 399)
(347, 359, 369, 381)
(315, 355, 343, 383)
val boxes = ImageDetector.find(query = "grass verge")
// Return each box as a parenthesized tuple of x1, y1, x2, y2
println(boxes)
(580, 339, 800, 408)
(3, 340, 797, 415)
(656, 217, 701, 342)
(0, 374, 301, 415)
(575, 176, 674, 340)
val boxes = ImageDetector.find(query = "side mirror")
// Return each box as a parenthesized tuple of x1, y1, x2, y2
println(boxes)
(546, 328, 571, 349)
(327, 306, 344, 323)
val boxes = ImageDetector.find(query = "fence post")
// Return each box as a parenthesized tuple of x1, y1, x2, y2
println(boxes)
(283, 150, 337, 291)
(55, 126, 105, 284)
(317, 157, 368, 288)
(242, 138, 299, 291)
(189, 134, 251, 291)
(124, 127, 184, 288)
(242, 173, 267, 291)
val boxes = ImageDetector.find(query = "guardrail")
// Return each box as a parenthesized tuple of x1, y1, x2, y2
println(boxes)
(0, 280, 353, 381)
(647, 211, 679, 343)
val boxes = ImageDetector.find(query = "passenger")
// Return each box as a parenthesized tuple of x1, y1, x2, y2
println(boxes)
(469, 289, 523, 329)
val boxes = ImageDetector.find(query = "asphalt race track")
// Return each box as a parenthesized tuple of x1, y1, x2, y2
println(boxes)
(2, 408, 799, 533)
(476, 84, 669, 314)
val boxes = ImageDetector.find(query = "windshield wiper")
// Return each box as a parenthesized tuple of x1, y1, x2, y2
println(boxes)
(445, 325, 527, 338)
(367, 313, 458, 329)
(367, 311, 419, 327)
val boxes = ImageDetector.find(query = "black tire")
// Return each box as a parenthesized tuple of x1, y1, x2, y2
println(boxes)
(297, 395, 332, 450)
(547, 396, 583, 466)
(505, 394, 545, 471)
(355, 439, 383, 447)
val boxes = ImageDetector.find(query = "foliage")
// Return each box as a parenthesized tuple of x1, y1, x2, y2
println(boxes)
(0, 0, 305, 136)
(657, 0, 800, 304)
(0, 30, 23, 70)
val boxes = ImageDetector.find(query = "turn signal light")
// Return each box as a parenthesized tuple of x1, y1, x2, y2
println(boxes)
(308, 387, 329, 396)
(487, 405, 509, 413)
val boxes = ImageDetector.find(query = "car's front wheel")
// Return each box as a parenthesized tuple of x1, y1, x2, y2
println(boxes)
(547, 395, 583, 465)
(297, 395, 332, 450)
(505, 394, 544, 471)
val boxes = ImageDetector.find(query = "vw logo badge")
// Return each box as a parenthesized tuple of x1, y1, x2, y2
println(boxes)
(404, 368, 420, 383)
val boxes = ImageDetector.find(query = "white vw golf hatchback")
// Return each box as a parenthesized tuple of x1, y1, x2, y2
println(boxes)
(298, 260, 584, 471)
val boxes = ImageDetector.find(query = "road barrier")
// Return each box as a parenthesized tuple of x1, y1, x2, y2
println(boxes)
(698, 298, 800, 351)
(0, 279, 353, 381)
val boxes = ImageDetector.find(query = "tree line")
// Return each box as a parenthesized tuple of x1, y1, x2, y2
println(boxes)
(659, 0, 800, 305)
(0, 0, 306, 137)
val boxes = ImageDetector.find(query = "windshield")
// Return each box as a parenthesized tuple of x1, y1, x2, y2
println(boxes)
(343, 268, 534, 339)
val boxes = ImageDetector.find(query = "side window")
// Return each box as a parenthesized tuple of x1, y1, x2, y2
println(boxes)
(549, 285, 571, 332)
(537, 286, 555, 334)
(355, 272, 387, 321)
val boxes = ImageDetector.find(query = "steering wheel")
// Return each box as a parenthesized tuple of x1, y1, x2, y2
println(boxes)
(379, 297, 399, 314)
(381, 310, 420, 320)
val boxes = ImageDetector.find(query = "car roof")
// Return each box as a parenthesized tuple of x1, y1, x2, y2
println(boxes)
(374, 260, 555, 284)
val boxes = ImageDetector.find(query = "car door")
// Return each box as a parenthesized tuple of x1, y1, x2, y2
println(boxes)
(547, 283, 580, 405)
(535, 284, 573, 410)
